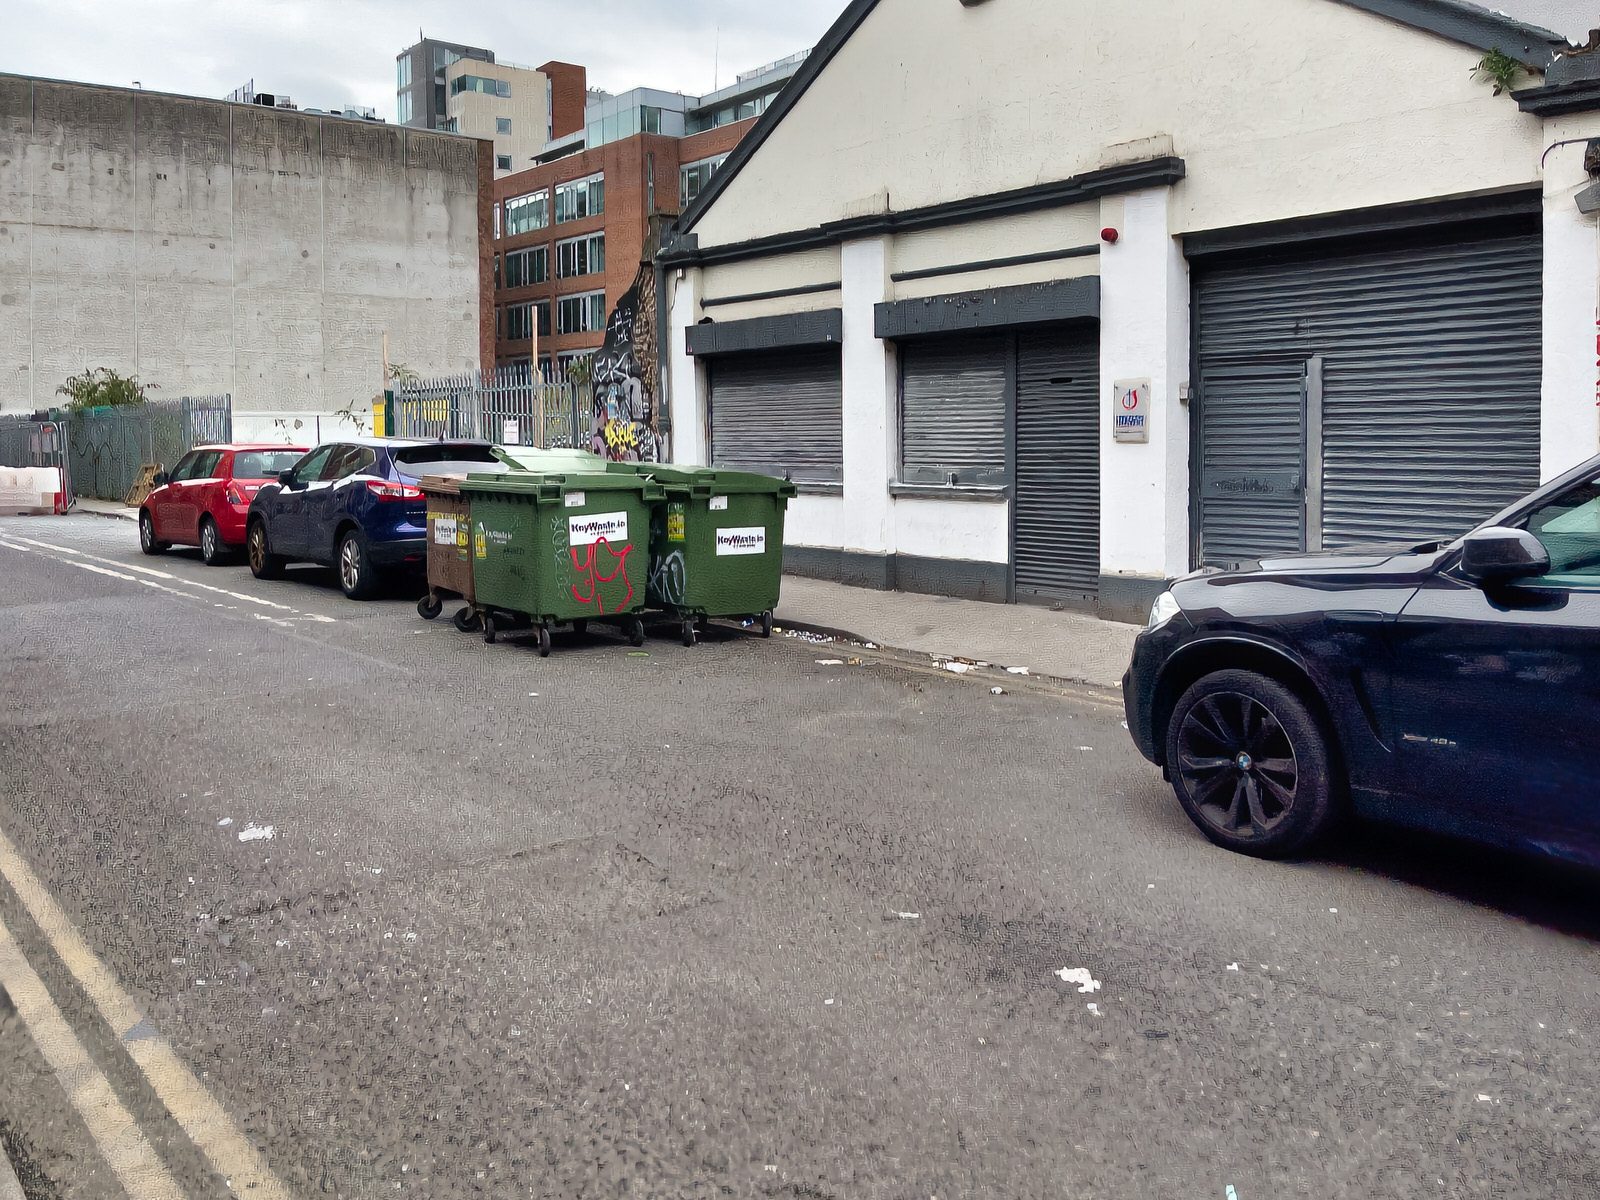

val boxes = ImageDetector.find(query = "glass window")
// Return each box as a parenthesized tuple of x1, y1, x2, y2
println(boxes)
(442, 117, 458, 133)
(554, 173, 604, 223)
(234, 450, 305, 480)
(556, 233, 605, 279)
(396, 92, 412, 125)
(167, 451, 198, 481)
(493, 202, 501, 240)
(505, 303, 534, 341)
(680, 153, 729, 207)
(322, 445, 377, 481)
(496, 117, 512, 135)
(190, 451, 224, 480)
(496, 80, 511, 98)
(641, 106, 661, 134)
(504, 191, 549, 236)
(396, 56, 411, 90)
(434, 83, 445, 114)
(1523, 476, 1600, 586)
(557, 290, 608, 335)
(536, 300, 551, 338)
(503, 246, 547, 288)
(450, 74, 508, 98)
(290, 445, 334, 483)
(496, 154, 512, 172)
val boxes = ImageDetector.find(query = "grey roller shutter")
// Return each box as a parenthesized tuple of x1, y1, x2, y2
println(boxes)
(709, 348, 843, 483)
(1195, 226, 1541, 562)
(1014, 328, 1100, 602)
(899, 335, 1008, 484)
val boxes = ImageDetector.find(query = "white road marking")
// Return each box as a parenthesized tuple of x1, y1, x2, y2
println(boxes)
(0, 824, 295, 1199)
(0, 909, 188, 1200)
(0, 533, 334, 623)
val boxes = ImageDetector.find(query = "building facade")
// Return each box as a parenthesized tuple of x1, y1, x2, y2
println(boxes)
(0, 72, 494, 431)
(397, 40, 588, 180)
(490, 55, 806, 376)
(661, 0, 1600, 623)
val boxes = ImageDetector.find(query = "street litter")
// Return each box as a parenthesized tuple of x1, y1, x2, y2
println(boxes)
(1086, 1002, 1102, 1016)
(1006, 666, 1030, 675)
(1226, 962, 1241, 972)
(896, 911, 920, 920)
(816, 659, 845, 666)
(847, 657, 863, 665)
(1054, 967, 1101, 993)
(237, 824, 275, 843)
(943, 661, 973, 674)
(216, 817, 233, 827)
(990, 686, 1005, 695)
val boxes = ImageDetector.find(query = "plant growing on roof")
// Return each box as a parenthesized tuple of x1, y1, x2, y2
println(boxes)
(1471, 48, 1523, 96)
(55, 367, 156, 410)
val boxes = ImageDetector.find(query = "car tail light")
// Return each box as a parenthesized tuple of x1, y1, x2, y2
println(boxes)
(365, 479, 424, 501)
(225, 482, 246, 505)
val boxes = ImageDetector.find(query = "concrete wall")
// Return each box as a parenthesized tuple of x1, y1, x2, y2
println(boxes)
(0, 74, 490, 417)
(691, 0, 1545, 248)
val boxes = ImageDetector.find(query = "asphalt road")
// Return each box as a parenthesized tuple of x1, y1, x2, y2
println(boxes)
(1, 512, 1598, 1200)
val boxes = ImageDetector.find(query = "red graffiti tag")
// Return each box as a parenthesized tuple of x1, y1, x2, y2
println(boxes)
(569, 537, 634, 614)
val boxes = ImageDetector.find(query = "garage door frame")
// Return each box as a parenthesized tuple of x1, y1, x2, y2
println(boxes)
(1184, 191, 1543, 569)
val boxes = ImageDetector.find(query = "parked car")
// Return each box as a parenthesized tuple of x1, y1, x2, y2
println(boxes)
(245, 437, 500, 599)
(139, 444, 309, 565)
(1124, 452, 1600, 865)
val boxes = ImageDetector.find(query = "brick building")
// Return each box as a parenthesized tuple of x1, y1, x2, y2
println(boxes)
(490, 53, 807, 376)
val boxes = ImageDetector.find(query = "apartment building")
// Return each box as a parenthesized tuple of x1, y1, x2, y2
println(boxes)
(492, 53, 807, 375)
(396, 38, 585, 177)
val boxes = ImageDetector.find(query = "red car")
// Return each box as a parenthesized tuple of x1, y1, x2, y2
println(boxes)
(140, 443, 309, 565)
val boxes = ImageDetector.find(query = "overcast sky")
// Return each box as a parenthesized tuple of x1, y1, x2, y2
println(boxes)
(2, 0, 848, 119)
(2, 0, 1594, 122)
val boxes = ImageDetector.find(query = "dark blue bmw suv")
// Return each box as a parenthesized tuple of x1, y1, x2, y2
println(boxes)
(246, 438, 497, 599)
(1125, 451, 1600, 865)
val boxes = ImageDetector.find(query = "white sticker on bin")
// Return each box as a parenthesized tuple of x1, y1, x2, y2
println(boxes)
(569, 511, 628, 546)
(709, 495, 729, 511)
(715, 527, 766, 556)
(564, 491, 586, 508)
(433, 516, 457, 545)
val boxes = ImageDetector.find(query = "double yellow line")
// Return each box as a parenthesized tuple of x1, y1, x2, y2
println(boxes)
(0, 824, 293, 1199)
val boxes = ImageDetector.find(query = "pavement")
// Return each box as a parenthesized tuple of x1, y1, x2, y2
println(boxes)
(71, 496, 1140, 691)
(776, 574, 1139, 690)
(4, 511, 1600, 1199)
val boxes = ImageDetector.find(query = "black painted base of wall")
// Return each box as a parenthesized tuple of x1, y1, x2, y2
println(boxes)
(783, 546, 1169, 623)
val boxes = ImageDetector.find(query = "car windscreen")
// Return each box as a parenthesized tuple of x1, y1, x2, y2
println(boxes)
(391, 444, 499, 479)
(234, 450, 308, 479)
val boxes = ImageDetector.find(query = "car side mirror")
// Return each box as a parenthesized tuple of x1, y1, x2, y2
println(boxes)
(1459, 526, 1550, 585)
(151, 471, 169, 486)
(278, 469, 296, 486)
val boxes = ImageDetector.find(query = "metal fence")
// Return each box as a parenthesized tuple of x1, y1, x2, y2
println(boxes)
(0, 415, 73, 500)
(391, 366, 586, 449)
(66, 394, 232, 501)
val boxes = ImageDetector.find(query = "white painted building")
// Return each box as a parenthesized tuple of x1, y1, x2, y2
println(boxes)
(660, 0, 1600, 622)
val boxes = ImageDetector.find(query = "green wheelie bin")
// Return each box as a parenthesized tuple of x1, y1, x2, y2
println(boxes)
(458, 470, 665, 656)
(608, 464, 796, 646)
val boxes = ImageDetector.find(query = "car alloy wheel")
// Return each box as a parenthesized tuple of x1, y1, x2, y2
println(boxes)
(139, 512, 166, 555)
(1176, 691, 1298, 840)
(339, 537, 362, 593)
(1165, 669, 1340, 860)
(200, 519, 222, 565)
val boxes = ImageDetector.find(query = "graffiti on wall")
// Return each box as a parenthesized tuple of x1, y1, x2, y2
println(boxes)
(590, 264, 662, 463)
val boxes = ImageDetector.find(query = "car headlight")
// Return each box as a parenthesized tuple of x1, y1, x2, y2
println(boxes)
(1147, 591, 1182, 629)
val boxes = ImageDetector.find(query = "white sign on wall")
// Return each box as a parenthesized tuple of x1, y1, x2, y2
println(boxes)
(1113, 379, 1151, 444)
(502, 418, 520, 444)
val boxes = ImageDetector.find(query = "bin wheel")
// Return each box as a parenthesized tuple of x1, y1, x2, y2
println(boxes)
(452, 607, 481, 633)
(482, 613, 497, 645)
(537, 625, 552, 658)
(572, 619, 588, 636)
(417, 593, 444, 620)
(681, 618, 696, 648)
(760, 611, 774, 639)
(695, 616, 709, 633)
(629, 617, 647, 648)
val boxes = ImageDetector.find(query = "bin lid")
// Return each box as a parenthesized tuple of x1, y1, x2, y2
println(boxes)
(606, 463, 797, 499)
(418, 473, 465, 497)
(460, 469, 665, 502)
(493, 445, 607, 473)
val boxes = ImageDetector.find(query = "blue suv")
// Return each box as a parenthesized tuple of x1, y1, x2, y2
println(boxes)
(246, 438, 497, 599)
